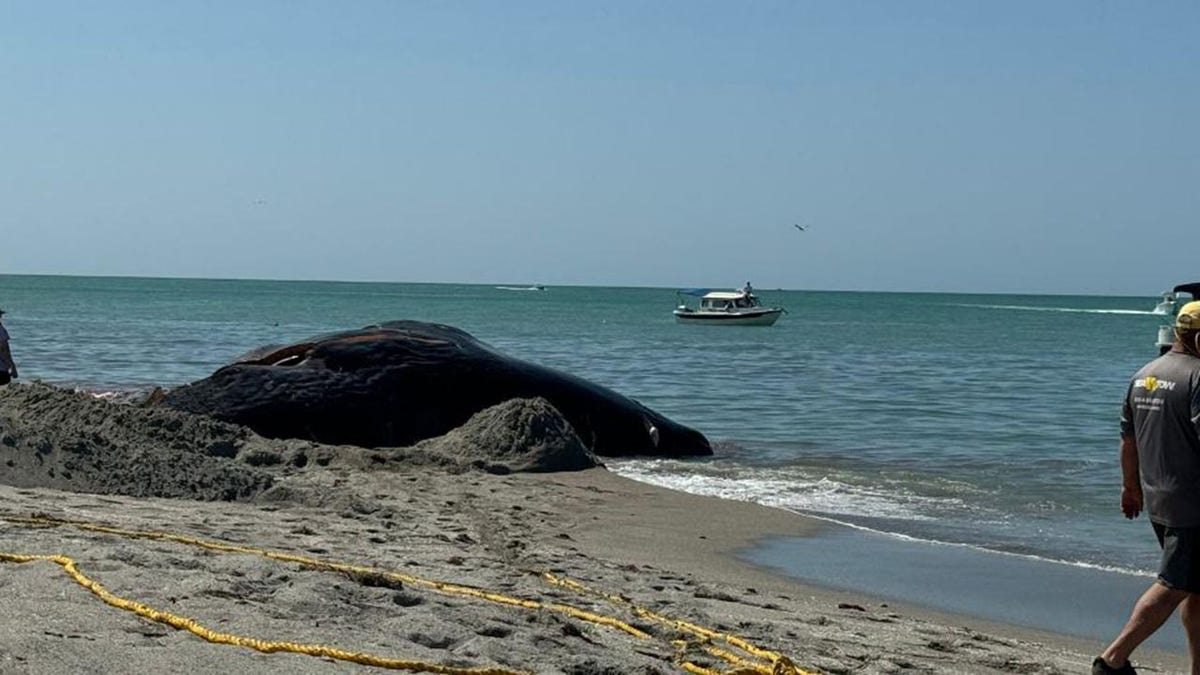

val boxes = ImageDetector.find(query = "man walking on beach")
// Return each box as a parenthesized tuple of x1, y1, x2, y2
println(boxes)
(0, 308, 18, 386)
(1096, 301, 1200, 675)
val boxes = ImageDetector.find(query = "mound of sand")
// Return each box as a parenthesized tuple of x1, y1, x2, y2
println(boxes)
(0, 384, 597, 504)
(0, 383, 274, 500)
(408, 397, 599, 473)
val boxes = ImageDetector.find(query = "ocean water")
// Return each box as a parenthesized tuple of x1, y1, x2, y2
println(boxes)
(0, 274, 1173, 576)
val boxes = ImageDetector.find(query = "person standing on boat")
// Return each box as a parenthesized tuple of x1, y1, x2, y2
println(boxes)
(0, 308, 18, 386)
(1096, 302, 1200, 675)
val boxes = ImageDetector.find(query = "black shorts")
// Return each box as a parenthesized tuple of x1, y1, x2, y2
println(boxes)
(0, 372, 9, 386)
(1153, 522, 1200, 593)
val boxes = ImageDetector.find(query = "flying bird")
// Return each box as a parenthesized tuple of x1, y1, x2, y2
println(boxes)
(794, 224, 808, 232)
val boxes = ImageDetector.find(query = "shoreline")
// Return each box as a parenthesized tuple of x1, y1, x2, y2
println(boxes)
(534, 470, 1189, 670)
(742, 525, 1189, 655)
(0, 468, 1186, 674)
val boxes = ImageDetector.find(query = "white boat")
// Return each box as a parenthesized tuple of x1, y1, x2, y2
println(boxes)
(673, 285, 785, 326)
(496, 285, 546, 292)
(1155, 283, 1200, 354)
(1153, 291, 1178, 316)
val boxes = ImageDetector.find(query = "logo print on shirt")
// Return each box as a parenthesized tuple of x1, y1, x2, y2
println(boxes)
(1136, 376, 1177, 392)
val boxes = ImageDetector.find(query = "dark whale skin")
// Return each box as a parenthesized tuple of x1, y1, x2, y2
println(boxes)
(162, 321, 711, 458)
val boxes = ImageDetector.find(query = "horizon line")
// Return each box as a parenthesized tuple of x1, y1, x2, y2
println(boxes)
(0, 270, 1175, 299)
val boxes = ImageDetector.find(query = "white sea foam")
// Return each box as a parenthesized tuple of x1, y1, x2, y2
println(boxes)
(610, 460, 963, 522)
(76, 386, 156, 405)
(610, 460, 1157, 578)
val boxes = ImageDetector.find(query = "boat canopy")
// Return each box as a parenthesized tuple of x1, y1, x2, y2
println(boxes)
(1173, 283, 1200, 298)
(677, 289, 753, 300)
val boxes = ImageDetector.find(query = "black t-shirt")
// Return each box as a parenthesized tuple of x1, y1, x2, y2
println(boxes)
(0, 323, 11, 374)
(1122, 351, 1200, 526)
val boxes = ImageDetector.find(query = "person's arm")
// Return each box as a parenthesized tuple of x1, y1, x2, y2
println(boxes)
(1192, 370, 1200, 449)
(1120, 435, 1141, 519)
(1120, 383, 1141, 519)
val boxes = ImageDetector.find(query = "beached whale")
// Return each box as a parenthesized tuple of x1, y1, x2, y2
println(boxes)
(161, 321, 711, 458)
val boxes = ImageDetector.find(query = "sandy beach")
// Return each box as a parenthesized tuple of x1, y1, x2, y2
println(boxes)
(0, 383, 1187, 674)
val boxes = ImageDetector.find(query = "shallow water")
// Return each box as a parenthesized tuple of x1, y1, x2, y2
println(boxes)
(746, 525, 1185, 651)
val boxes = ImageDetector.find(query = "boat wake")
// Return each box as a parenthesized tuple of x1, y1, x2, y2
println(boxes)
(953, 303, 1156, 316)
(495, 286, 545, 292)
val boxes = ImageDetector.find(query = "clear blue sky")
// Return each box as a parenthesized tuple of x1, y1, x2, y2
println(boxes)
(1, 2, 1196, 294)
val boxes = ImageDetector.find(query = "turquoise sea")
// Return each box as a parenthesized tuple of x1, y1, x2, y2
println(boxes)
(0, 274, 1173, 579)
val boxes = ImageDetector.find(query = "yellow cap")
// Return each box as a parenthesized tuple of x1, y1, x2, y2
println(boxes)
(1177, 301, 1200, 332)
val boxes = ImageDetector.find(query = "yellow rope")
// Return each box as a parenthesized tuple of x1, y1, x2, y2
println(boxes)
(0, 514, 810, 674)
(1, 515, 648, 640)
(0, 552, 520, 675)
(541, 572, 813, 675)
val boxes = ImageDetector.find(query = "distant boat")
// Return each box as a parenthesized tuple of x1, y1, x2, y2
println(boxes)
(495, 285, 546, 292)
(1153, 291, 1178, 316)
(1155, 283, 1200, 353)
(673, 284, 784, 326)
